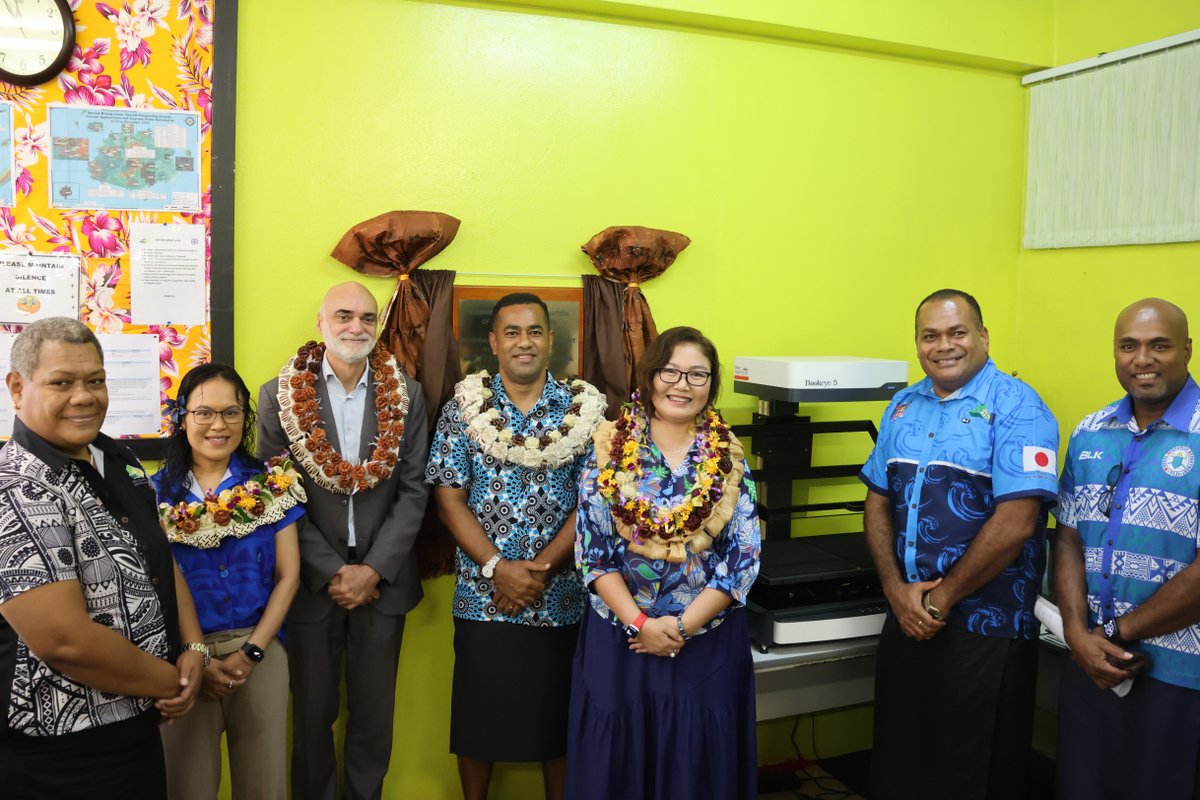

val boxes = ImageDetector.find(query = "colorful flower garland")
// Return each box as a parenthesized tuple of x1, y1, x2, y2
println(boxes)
(160, 455, 308, 549)
(456, 371, 606, 469)
(593, 397, 745, 562)
(275, 340, 409, 494)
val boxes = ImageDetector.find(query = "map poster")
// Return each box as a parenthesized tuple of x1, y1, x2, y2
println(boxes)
(0, 102, 12, 208)
(0, 252, 82, 324)
(47, 105, 202, 213)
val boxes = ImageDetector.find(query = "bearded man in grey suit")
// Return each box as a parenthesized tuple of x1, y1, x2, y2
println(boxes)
(258, 281, 429, 800)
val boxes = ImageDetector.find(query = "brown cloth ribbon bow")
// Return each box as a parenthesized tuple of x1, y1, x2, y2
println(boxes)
(581, 225, 690, 384)
(331, 210, 461, 377)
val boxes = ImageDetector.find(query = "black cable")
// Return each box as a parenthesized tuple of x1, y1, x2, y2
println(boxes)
(784, 713, 857, 800)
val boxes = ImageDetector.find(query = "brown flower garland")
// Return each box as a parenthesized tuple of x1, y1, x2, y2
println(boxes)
(275, 340, 409, 494)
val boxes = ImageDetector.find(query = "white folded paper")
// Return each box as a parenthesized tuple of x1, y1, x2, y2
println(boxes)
(1034, 595, 1132, 697)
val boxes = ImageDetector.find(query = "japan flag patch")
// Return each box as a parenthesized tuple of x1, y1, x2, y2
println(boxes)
(1023, 446, 1057, 474)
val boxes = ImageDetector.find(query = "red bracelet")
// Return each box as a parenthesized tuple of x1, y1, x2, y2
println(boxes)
(630, 612, 648, 632)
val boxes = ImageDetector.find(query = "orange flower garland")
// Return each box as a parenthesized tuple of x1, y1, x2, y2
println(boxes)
(275, 340, 409, 494)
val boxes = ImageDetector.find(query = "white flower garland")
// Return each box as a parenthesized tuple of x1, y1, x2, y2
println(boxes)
(456, 371, 606, 469)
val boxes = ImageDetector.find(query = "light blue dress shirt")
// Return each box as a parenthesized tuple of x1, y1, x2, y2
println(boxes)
(322, 357, 369, 547)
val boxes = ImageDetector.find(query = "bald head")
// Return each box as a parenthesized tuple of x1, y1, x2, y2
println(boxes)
(317, 281, 379, 365)
(1113, 297, 1192, 426)
(321, 281, 377, 318)
(1115, 298, 1189, 341)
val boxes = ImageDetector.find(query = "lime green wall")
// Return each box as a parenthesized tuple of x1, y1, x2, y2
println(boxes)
(231, 1, 1198, 797)
(235, 1, 1033, 796)
(1016, 2, 1200, 442)
(1053, 0, 1200, 63)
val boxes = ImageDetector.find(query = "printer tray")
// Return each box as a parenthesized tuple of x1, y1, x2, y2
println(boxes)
(754, 533, 878, 587)
(749, 597, 886, 648)
(749, 533, 885, 648)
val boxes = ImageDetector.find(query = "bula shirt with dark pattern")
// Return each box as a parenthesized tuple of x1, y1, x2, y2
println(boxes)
(426, 372, 586, 627)
(0, 421, 173, 736)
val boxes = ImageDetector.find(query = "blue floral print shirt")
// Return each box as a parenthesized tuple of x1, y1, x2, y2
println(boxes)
(575, 441, 761, 636)
(426, 373, 588, 627)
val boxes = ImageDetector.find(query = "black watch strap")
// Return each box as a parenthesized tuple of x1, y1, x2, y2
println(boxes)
(241, 641, 266, 663)
(1103, 618, 1132, 649)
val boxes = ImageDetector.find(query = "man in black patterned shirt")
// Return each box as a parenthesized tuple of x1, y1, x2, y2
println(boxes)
(0, 318, 206, 799)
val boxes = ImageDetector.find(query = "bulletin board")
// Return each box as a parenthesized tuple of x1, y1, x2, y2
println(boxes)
(0, 0, 236, 459)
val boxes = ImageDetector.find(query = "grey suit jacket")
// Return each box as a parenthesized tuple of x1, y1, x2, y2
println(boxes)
(257, 367, 430, 621)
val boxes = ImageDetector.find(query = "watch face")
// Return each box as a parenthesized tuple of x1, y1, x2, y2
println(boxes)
(0, 0, 75, 86)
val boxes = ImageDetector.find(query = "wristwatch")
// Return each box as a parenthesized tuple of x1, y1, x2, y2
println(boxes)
(181, 641, 211, 668)
(921, 590, 945, 622)
(241, 641, 266, 664)
(481, 553, 503, 579)
(1103, 618, 1131, 648)
(623, 612, 649, 639)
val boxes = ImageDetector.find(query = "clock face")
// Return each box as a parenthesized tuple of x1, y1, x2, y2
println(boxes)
(0, 0, 75, 86)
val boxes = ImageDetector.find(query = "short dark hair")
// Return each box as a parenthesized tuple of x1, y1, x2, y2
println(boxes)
(11, 317, 102, 378)
(636, 326, 721, 416)
(489, 293, 550, 331)
(915, 288, 984, 333)
(156, 363, 258, 502)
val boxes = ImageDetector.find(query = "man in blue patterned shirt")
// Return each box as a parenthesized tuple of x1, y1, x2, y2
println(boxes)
(1054, 298, 1200, 800)
(426, 293, 605, 800)
(860, 289, 1059, 800)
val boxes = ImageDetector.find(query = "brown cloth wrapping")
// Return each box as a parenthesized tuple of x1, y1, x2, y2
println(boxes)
(581, 226, 690, 388)
(581, 275, 628, 420)
(331, 210, 461, 378)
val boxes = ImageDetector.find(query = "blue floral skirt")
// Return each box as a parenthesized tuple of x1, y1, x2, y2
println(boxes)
(565, 607, 757, 800)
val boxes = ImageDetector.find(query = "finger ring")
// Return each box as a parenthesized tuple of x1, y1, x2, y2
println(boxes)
(670, 650, 677, 658)
(228, 681, 234, 689)
(918, 620, 924, 626)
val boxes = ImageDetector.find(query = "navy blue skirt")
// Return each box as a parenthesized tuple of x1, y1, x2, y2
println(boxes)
(565, 607, 757, 800)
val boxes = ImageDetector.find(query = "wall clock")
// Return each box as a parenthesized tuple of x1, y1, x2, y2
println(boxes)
(0, 0, 76, 87)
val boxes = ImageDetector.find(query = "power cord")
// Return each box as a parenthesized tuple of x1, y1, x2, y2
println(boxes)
(785, 713, 858, 800)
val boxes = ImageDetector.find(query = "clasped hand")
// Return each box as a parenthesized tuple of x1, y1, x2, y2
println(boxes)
(887, 577, 946, 641)
(1067, 626, 1149, 689)
(156, 649, 204, 723)
(328, 564, 381, 610)
(628, 616, 685, 657)
(200, 649, 255, 700)
(491, 559, 552, 616)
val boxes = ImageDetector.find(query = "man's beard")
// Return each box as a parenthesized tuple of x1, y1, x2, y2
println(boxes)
(324, 335, 375, 364)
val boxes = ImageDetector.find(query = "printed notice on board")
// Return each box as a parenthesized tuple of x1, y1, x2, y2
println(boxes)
(95, 333, 162, 436)
(130, 222, 205, 326)
(0, 252, 82, 323)
(0, 332, 160, 438)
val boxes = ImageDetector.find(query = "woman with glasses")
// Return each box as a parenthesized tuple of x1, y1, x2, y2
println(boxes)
(567, 327, 762, 799)
(153, 364, 305, 800)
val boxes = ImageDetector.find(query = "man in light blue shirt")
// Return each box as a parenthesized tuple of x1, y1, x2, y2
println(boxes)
(1054, 298, 1200, 800)
(861, 289, 1058, 800)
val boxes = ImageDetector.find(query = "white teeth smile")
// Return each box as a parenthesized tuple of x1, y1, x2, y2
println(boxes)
(1135, 373, 1157, 379)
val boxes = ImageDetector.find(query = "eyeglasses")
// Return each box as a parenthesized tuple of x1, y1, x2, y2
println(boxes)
(1098, 463, 1125, 518)
(185, 407, 245, 425)
(656, 367, 712, 387)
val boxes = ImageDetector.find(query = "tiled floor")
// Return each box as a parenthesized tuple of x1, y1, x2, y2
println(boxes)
(758, 761, 865, 799)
